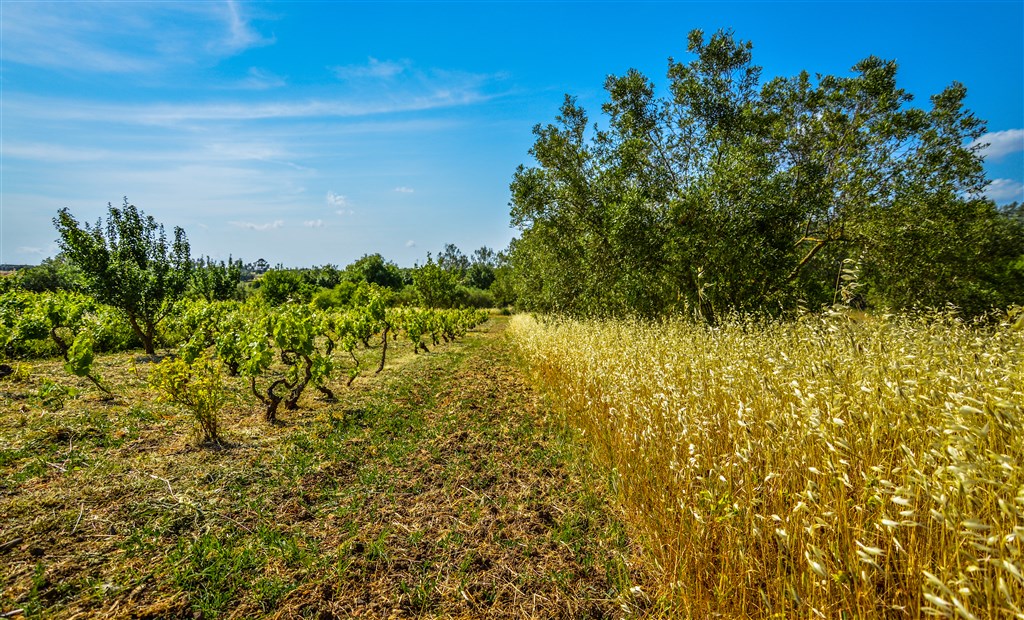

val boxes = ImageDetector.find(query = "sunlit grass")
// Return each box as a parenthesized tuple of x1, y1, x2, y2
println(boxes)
(509, 310, 1024, 618)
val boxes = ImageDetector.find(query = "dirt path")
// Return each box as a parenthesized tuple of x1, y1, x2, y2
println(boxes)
(1, 318, 642, 618)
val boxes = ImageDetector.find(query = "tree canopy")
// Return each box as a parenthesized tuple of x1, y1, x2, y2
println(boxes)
(508, 29, 1024, 320)
(53, 199, 192, 353)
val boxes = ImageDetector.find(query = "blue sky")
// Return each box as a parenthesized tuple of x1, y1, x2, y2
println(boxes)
(2, 1, 1022, 268)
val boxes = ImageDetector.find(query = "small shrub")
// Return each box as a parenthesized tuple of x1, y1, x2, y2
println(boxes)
(150, 352, 225, 444)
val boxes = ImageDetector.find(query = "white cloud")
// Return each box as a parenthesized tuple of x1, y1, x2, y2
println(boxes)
(61, 95, 482, 124)
(4, 64, 502, 125)
(394, 186, 415, 194)
(0, 2, 273, 74)
(236, 67, 286, 90)
(326, 191, 348, 208)
(332, 57, 410, 80)
(217, 0, 275, 55)
(984, 178, 1024, 203)
(405, 240, 416, 248)
(231, 220, 284, 231)
(0, 6, 156, 73)
(972, 129, 1024, 161)
(303, 219, 324, 228)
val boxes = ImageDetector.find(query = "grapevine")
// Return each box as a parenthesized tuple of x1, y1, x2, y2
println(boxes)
(2, 290, 112, 395)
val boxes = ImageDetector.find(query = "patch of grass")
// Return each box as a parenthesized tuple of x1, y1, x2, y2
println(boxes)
(168, 531, 261, 615)
(2, 317, 642, 618)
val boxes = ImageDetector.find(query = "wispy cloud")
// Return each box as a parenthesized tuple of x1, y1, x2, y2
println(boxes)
(3, 142, 116, 163)
(405, 240, 416, 248)
(331, 57, 411, 80)
(0, 1, 273, 74)
(984, 178, 1024, 204)
(0, 5, 157, 73)
(394, 186, 415, 194)
(231, 220, 285, 231)
(236, 67, 287, 90)
(303, 219, 324, 228)
(5, 90, 494, 125)
(972, 129, 1024, 161)
(217, 0, 275, 55)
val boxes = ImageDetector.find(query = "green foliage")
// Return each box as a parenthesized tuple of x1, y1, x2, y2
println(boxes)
(54, 198, 192, 353)
(396, 307, 431, 353)
(91, 304, 142, 353)
(1, 290, 111, 393)
(489, 265, 517, 308)
(390, 286, 420, 307)
(464, 263, 495, 290)
(153, 286, 485, 424)
(456, 286, 495, 309)
(150, 351, 225, 444)
(257, 269, 313, 306)
(211, 302, 334, 422)
(311, 281, 357, 309)
(437, 243, 470, 280)
(305, 264, 344, 290)
(345, 253, 404, 289)
(413, 256, 460, 309)
(390, 306, 489, 354)
(316, 285, 391, 385)
(63, 331, 96, 378)
(167, 299, 237, 363)
(509, 28, 1022, 320)
(190, 256, 243, 302)
(0, 273, 18, 295)
(35, 378, 77, 411)
(14, 255, 85, 293)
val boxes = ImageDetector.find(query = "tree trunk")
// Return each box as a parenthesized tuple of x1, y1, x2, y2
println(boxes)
(125, 314, 156, 355)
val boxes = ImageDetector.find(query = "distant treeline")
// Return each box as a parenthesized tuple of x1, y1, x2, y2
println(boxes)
(2, 241, 516, 311)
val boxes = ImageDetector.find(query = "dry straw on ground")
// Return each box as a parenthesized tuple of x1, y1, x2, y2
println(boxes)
(509, 310, 1024, 618)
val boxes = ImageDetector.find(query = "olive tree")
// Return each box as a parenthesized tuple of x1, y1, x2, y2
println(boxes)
(509, 28, 1019, 320)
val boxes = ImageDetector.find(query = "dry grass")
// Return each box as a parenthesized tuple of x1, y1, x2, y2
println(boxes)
(1, 317, 645, 618)
(508, 310, 1024, 618)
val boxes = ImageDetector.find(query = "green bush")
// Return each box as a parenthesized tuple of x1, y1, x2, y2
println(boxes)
(456, 286, 495, 309)
(311, 281, 358, 309)
(150, 352, 226, 444)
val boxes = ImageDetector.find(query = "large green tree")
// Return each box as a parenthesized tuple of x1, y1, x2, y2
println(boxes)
(54, 199, 192, 354)
(413, 255, 460, 308)
(509, 29, 1021, 319)
(345, 253, 404, 290)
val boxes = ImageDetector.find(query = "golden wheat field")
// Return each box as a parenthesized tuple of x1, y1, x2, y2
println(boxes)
(508, 310, 1024, 619)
